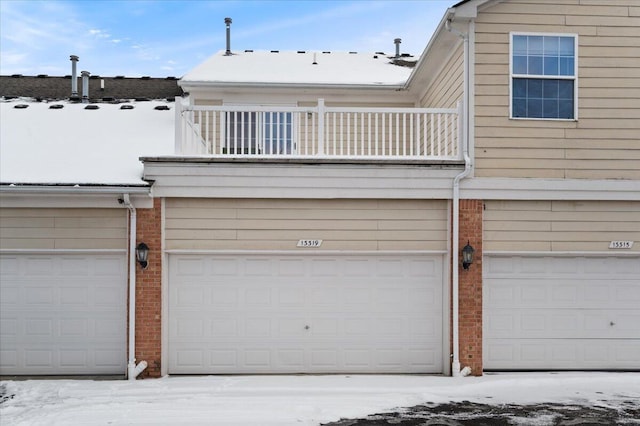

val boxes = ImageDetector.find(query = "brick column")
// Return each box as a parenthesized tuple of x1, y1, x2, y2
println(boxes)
(457, 199, 483, 375)
(134, 198, 162, 378)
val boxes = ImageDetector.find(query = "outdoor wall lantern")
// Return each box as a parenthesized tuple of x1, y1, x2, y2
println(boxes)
(136, 242, 149, 269)
(462, 241, 475, 270)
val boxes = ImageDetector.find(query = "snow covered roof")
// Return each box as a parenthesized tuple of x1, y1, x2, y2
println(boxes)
(180, 50, 416, 87)
(0, 99, 175, 186)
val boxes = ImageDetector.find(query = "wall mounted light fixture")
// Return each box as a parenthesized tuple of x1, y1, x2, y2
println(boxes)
(136, 242, 149, 269)
(462, 241, 475, 270)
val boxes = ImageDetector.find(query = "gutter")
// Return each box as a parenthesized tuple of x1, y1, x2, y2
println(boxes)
(0, 184, 150, 194)
(121, 194, 148, 380)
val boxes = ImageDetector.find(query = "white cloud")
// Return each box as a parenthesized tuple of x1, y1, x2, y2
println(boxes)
(89, 29, 111, 39)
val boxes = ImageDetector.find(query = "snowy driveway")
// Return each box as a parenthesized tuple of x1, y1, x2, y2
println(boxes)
(1, 373, 639, 425)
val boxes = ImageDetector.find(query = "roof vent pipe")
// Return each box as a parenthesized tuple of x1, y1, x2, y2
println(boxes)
(81, 70, 90, 103)
(225, 17, 232, 55)
(394, 38, 402, 58)
(70, 55, 79, 98)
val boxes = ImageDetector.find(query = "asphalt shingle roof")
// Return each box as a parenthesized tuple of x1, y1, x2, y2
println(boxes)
(0, 75, 183, 101)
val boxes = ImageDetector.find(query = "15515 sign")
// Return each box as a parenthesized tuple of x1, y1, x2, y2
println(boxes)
(609, 241, 634, 249)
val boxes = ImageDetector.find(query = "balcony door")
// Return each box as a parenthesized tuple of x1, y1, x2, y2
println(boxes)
(225, 109, 294, 155)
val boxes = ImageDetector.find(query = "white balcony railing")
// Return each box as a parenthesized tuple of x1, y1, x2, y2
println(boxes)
(175, 99, 462, 161)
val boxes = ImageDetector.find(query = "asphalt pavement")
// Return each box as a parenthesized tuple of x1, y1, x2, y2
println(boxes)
(323, 400, 640, 425)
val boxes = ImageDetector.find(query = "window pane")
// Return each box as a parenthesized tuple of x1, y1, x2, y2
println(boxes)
(513, 35, 528, 55)
(543, 56, 559, 75)
(543, 36, 560, 56)
(527, 98, 543, 118)
(543, 99, 559, 118)
(528, 56, 543, 75)
(543, 80, 559, 98)
(559, 57, 574, 76)
(513, 56, 527, 74)
(513, 98, 527, 117)
(513, 79, 527, 97)
(559, 37, 575, 56)
(263, 112, 293, 154)
(529, 36, 544, 55)
(528, 79, 543, 98)
(559, 100, 574, 119)
(558, 80, 574, 99)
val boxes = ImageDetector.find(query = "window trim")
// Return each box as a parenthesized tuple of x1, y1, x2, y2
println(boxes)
(509, 31, 579, 121)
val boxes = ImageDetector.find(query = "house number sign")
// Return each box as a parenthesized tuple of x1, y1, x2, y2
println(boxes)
(609, 241, 634, 249)
(297, 239, 323, 248)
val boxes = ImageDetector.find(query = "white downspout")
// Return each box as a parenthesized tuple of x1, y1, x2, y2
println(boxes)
(447, 18, 472, 377)
(122, 194, 148, 380)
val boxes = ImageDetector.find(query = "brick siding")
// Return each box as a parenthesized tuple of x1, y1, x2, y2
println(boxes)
(134, 198, 162, 378)
(457, 199, 483, 375)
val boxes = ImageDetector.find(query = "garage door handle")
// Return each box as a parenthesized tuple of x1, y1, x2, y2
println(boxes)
(304, 325, 310, 330)
(610, 321, 615, 326)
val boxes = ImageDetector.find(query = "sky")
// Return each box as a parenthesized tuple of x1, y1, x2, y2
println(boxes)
(0, 0, 452, 78)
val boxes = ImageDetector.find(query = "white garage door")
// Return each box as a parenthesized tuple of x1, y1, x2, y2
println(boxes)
(0, 253, 127, 375)
(169, 254, 444, 374)
(484, 255, 640, 370)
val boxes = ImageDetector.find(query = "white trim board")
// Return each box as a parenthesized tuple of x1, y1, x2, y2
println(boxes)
(460, 178, 640, 201)
(143, 162, 463, 199)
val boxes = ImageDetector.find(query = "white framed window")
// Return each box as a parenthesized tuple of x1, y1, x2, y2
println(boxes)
(510, 32, 578, 120)
(224, 110, 295, 154)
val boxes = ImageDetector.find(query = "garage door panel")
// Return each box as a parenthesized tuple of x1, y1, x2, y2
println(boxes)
(169, 254, 444, 374)
(487, 280, 637, 309)
(0, 254, 127, 375)
(485, 255, 640, 370)
(488, 309, 638, 339)
(486, 338, 640, 369)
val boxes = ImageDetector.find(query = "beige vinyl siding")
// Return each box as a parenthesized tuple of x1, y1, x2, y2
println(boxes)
(474, 0, 640, 179)
(420, 43, 464, 109)
(0, 208, 127, 250)
(484, 200, 640, 252)
(165, 198, 448, 251)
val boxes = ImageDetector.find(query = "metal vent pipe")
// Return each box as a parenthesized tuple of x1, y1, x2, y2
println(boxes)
(70, 55, 79, 98)
(225, 17, 232, 55)
(394, 38, 402, 58)
(81, 70, 90, 103)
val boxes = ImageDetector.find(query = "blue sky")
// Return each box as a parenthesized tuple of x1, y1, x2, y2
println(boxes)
(1, 1, 452, 78)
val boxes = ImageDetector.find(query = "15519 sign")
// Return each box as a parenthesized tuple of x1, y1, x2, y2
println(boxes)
(609, 241, 634, 249)
(297, 239, 323, 248)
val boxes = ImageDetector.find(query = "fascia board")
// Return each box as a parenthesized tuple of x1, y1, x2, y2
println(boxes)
(179, 81, 406, 92)
(405, 9, 455, 90)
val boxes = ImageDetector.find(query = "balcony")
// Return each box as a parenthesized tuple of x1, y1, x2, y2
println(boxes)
(175, 99, 462, 163)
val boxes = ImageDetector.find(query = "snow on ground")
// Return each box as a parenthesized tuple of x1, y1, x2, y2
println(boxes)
(1, 373, 639, 425)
